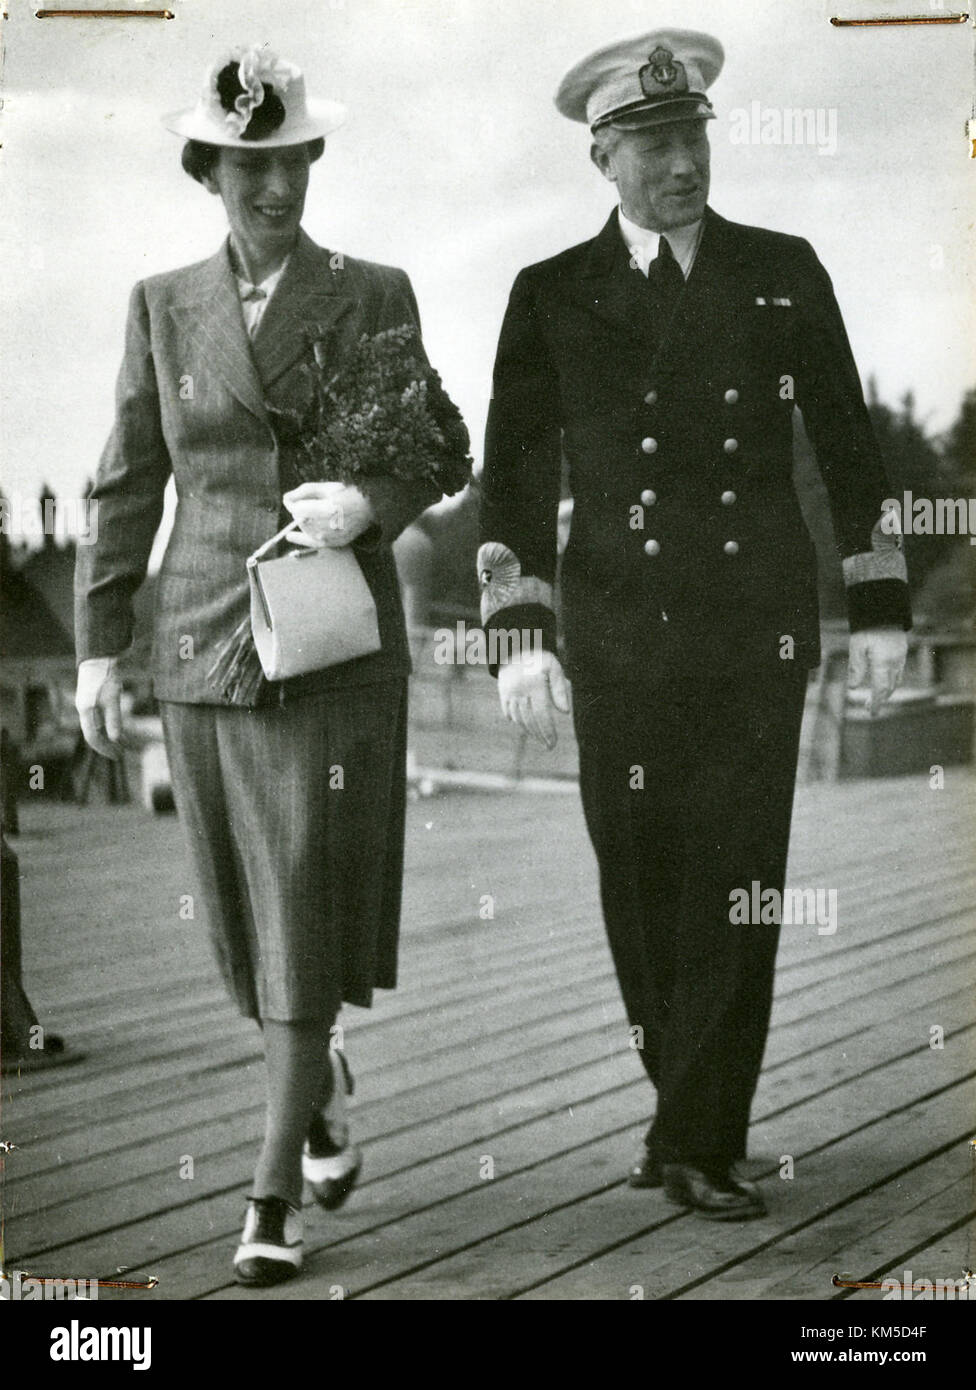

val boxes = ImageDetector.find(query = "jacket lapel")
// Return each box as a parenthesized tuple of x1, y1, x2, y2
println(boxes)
(575, 209, 661, 348)
(570, 206, 741, 377)
(649, 208, 742, 381)
(250, 229, 356, 390)
(168, 242, 269, 424)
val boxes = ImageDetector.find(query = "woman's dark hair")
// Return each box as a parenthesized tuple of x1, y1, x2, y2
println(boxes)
(181, 137, 326, 184)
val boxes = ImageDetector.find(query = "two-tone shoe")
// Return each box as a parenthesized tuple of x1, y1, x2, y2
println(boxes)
(233, 1196, 303, 1286)
(302, 1139, 362, 1211)
(302, 1049, 361, 1210)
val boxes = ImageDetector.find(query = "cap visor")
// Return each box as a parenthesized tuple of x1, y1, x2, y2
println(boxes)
(597, 97, 714, 131)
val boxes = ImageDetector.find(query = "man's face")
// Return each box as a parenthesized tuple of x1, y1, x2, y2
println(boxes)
(203, 145, 311, 268)
(591, 119, 711, 231)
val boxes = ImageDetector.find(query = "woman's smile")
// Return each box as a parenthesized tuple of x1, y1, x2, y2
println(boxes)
(202, 146, 312, 278)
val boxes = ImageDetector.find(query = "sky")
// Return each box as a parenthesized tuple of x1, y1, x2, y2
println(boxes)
(0, 0, 973, 554)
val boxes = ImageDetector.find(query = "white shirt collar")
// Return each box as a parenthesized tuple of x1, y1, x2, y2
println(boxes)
(617, 207, 704, 280)
(232, 253, 291, 300)
(230, 245, 292, 337)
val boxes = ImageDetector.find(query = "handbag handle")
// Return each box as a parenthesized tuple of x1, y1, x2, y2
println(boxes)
(247, 521, 319, 567)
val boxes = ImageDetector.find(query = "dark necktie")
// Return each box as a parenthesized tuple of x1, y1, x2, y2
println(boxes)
(650, 234, 686, 313)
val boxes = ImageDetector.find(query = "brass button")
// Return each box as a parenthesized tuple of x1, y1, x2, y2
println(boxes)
(644, 539, 661, 557)
(721, 490, 737, 506)
(723, 540, 740, 556)
(641, 437, 658, 455)
(644, 389, 658, 406)
(723, 438, 739, 454)
(724, 388, 740, 405)
(640, 489, 657, 506)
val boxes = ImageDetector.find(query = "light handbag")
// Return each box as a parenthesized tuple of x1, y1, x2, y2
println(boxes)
(246, 521, 381, 680)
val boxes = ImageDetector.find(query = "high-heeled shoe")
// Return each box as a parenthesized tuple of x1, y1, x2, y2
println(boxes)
(302, 1049, 362, 1210)
(233, 1195, 304, 1286)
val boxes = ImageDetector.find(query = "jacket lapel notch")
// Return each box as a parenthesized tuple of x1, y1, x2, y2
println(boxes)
(251, 232, 354, 388)
(169, 243, 269, 424)
(575, 211, 671, 350)
(648, 210, 738, 379)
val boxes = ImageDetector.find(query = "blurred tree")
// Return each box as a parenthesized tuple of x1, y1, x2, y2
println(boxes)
(864, 382, 952, 599)
(795, 382, 974, 629)
(916, 385, 976, 627)
(938, 387, 976, 491)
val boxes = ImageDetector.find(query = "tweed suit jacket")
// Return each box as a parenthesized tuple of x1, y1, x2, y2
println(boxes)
(75, 229, 446, 705)
(478, 207, 911, 685)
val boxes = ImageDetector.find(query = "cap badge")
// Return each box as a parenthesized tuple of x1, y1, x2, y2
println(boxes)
(640, 46, 689, 96)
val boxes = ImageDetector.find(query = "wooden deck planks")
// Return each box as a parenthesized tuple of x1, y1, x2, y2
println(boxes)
(2, 771, 973, 1300)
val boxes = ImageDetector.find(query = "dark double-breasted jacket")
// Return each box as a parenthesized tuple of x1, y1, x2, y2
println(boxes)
(75, 229, 444, 705)
(478, 206, 911, 686)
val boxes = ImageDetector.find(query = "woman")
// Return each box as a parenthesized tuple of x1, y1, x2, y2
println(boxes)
(74, 46, 466, 1287)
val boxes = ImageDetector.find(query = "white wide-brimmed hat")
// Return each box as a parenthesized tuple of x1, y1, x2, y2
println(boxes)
(163, 45, 346, 147)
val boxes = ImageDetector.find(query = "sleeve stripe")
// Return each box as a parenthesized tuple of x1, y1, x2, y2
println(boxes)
(477, 541, 555, 624)
(843, 547, 908, 586)
(842, 509, 908, 588)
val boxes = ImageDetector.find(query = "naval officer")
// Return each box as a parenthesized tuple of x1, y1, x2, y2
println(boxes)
(477, 30, 910, 1219)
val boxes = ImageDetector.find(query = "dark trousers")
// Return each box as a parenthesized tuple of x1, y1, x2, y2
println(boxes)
(572, 662, 808, 1170)
(1, 832, 39, 1055)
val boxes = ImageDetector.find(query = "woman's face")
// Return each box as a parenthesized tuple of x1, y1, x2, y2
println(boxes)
(203, 144, 312, 269)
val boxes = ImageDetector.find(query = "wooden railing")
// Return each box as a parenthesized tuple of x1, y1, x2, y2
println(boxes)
(407, 623, 976, 788)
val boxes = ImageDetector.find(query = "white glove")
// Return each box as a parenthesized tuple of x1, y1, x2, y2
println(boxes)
(75, 655, 124, 759)
(283, 481, 377, 548)
(848, 628, 908, 717)
(498, 649, 571, 750)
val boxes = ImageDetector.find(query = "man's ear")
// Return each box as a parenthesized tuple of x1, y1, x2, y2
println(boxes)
(200, 171, 221, 196)
(590, 142, 617, 184)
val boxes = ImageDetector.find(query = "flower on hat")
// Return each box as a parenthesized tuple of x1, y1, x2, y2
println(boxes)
(206, 46, 295, 140)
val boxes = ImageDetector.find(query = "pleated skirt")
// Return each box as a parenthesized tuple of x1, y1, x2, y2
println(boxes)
(158, 680, 408, 1022)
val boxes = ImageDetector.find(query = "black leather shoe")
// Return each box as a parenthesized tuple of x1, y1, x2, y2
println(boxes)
(662, 1163, 766, 1221)
(627, 1153, 663, 1188)
(233, 1196, 303, 1286)
(1, 1034, 85, 1074)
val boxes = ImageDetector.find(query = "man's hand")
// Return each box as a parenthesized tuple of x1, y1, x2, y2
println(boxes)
(498, 649, 571, 750)
(75, 656, 124, 760)
(283, 481, 377, 548)
(848, 628, 908, 717)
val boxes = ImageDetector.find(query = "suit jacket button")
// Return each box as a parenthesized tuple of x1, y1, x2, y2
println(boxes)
(723, 438, 739, 453)
(724, 388, 740, 404)
(644, 389, 658, 405)
(640, 489, 657, 506)
(721, 490, 737, 505)
(723, 540, 740, 556)
(644, 539, 661, 556)
(641, 437, 658, 454)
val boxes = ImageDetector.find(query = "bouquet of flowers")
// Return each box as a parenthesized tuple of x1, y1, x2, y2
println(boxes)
(207, 323, 472, 703)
